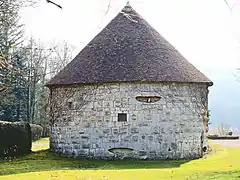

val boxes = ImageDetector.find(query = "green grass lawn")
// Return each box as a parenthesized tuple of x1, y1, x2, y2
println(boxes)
(0, 138, 239, 180)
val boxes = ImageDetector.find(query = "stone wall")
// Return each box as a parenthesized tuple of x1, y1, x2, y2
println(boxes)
(50, 82, 209, 159)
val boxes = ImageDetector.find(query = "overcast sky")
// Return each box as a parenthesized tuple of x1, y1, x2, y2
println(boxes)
(20, 0, 240, 72)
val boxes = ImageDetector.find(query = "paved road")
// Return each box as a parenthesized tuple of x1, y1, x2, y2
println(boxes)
(210, 140, 240, 148)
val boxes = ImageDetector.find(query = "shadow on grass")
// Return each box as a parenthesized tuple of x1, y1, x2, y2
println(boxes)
(0, 149, 190, 176)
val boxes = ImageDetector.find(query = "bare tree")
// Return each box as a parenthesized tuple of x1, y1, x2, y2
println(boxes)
(47, 41, 73, 78)
(217, 123, 231, 136)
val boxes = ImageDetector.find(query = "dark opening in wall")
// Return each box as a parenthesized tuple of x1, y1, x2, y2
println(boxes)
(202, 146, 207, 152)
(68, 102, 73, 109)
(118, 113, 127, 122)
(136, 96, 161, 103)
(108, 147, 134, 153)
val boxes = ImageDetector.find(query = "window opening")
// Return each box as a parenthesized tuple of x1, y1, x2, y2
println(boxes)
(68, 102, 73, 109)
(118, 113, 127, 122)
(135, 96, 161, 103)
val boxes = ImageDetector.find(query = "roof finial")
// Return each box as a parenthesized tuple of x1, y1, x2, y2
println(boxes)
(126, 1, 130, 6)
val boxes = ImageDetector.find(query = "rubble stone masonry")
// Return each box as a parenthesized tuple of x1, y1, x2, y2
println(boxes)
(50, 82, 209, 159)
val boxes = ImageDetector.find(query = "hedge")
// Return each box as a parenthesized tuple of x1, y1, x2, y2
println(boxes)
(0, 121, 32, 158)
(42, 126, 50, 137)
(207, 135, 239, 140)
(30, 124, 43, 141)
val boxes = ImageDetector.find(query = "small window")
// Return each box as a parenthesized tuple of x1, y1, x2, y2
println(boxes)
(68, 102, 73, 109)
(118, 113, 127, 122)
(136, 96, 161, 103)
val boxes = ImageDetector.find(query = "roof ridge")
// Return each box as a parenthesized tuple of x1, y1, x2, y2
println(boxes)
(122, 1, 134, 13)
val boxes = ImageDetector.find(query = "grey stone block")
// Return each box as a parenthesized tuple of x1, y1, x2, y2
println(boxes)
(131, 128, 139, 134)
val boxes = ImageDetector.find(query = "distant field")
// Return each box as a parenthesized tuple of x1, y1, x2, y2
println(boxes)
(0, 138, 239, 180)
(31, 137, 49, 152)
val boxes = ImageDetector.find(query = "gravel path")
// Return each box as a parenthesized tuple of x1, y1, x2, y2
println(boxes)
(210, 140, 240, 148)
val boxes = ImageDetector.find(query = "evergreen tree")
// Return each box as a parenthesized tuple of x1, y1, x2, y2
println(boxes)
(0, 0, 27, 122)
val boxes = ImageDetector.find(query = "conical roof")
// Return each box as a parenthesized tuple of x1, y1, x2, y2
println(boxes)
(46, 4, 212, 87)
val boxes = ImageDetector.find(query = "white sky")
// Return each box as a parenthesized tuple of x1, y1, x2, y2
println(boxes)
(20, 0, 240, 72)
(20, 0, 240, 127)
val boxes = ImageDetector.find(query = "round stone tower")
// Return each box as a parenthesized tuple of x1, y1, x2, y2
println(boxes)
(46, 3, 212, 160)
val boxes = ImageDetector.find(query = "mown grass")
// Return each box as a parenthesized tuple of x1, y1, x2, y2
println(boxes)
(0, 138, 239, 179)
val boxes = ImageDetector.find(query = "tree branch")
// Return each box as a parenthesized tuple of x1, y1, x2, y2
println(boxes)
(224, 0, 232, 11)
(46, 0, 62, 9)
